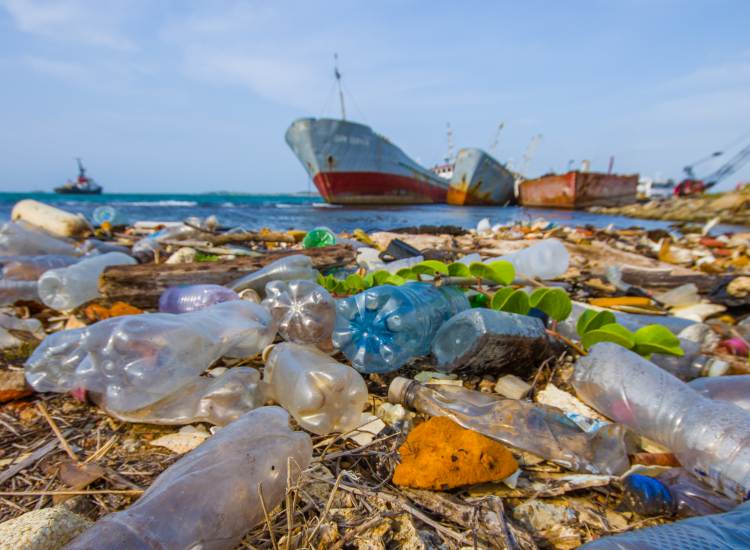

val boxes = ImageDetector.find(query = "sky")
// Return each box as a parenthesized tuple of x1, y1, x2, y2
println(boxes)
(1, 0, 749, 194)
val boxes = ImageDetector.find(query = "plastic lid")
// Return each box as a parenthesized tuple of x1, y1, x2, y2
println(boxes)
(388, 377, 413, 405)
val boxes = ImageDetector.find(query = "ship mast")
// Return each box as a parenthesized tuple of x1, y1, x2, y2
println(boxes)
(445, 122, 454, 163)
(334, 53, 346, 121)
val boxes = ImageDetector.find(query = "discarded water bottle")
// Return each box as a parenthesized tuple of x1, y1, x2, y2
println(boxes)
(650, 338, 728, 381)
(0, 255, 79, 280)
(498, 238, 569, 280)
(131, 217, 215, 261)
(0, 221, 80, 256)
(66, 406, 312, 550)
(302, 226, 336, 248)
(573, 343, 750, 500)
(159, 284, 240, 314)
(689, 375, 750, 412)
(580, 499, 750, 550)
(25, 301, 276, 413)
(622, 470, 736, 518)
(100, 367, 264, 426)
(263, 343, 368, 435)
(230, 255, 318, 295)
(0, 279, 40, 305)
(92, 205, 128, 227)
(262, 280, 336, 344)
(333, 282, 470, 373)
(37, 252, 136, 311)
(0, 312, 45, 348)
(431, 309, 553, 375)
(388, 377, 630, 475)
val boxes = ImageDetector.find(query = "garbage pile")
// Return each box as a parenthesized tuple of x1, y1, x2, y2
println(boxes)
(2, 201, 750, 548)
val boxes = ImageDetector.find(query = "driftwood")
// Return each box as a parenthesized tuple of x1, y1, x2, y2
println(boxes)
(618, 265, 719, 292)
(99, 245, 355, 308)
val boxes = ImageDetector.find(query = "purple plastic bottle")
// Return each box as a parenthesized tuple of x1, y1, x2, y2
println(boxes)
(158, 284, 240, 314)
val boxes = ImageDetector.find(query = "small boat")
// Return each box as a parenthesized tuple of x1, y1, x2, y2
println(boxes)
(447, 148, 515, 206)
(519, 170, 638, 209)
(55, 158, 102, 195)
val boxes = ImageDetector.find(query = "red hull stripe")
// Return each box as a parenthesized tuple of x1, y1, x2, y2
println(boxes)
(313, 172, 447, 204)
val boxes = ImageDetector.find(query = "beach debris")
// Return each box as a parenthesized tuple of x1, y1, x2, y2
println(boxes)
(261, 280, 336, 344)
(494, 374, 532, 399)
(0, 506, 92, 550)
(11, 199, 91, 239)
(150, 425, 211, 454)
(158, 283, 239, 314)
(302, 226, 337, 248)
(0, 369, 32, 403)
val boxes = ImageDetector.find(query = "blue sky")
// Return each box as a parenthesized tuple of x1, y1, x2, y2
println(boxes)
(1, 0, 749, 193)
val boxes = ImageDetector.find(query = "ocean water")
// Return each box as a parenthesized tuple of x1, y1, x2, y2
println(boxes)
(0, 192, 738, 233)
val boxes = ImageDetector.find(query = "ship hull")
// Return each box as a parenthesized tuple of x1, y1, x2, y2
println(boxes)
(286, 118, 449, 205)
(447, 148, 515, 206)
(54, 187, 102, 195)
(519, 171, 638, 209)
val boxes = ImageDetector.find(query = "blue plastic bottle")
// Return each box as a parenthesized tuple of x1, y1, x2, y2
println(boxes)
(332, 282, 469, 373)
(622, 474, 675, 516)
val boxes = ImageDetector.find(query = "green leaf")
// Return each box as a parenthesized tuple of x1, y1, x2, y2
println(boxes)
(470, 261, 514, 285)
(581, 323, 636, 351)
(486, 261, 516, 285)
(383, 274, 406, 286)
(448, 262, 471, 277)
(344, 274, 366, 292)
(529, 288, 572, 321)
(576, 309, 617, 336)
(362, 273, 374, 288)
(633, 325, 684, 357)
(396, 268, 419, 281)
(490, 287, 530, 315)
(412, 260, 450, 276)
(372, 270, 392, 285)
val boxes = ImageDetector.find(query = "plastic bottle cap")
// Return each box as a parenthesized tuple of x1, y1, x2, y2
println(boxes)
(706, 358, 729, 377)
(239, 288, 261, 303)
(388, 377, 413, 405)
(261, 344, 276, 363)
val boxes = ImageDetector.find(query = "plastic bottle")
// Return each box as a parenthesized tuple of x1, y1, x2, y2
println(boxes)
(65, 406, 312, 550)
(263, 343, 368, 435)
(333, 282, 470, 373)
(11, 199, 90, 238)
(622, 470, 736, 518)
(388, 377, 630, 475)
(229, 255, 318, 295)
(158, 284, 240, 314)
(37, 251, 137, 311)
(580, 499, 750, 549)
(0, 255, 79, 280)
(302, 226, 336, 248)
(0, 312, 45, 348)
(92, 205, 128, 227)
(131, 217, 216, 261)
(431, 309, 553, 374)
(0, 279, 40, 305)
(573, 343, 750, 500)
(688, 375, 750, 412)
(262, 280, 336, 344)
(100, 367, 264, 426)
(0, 221, 80, 257)
(497, 238, 569, 280)
(25, 300, 276, 414)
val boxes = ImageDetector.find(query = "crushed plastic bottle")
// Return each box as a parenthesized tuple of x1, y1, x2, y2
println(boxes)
(497, 238, 569, 280)
(333, 282, 470, 373)
(431, 309, 553, 375)
(65, 406, 312, 550)
(158, 284, 240, 314)
(25, 300, 276, 414)
(688, 375, 750, 412)
(302, 226, 336, 248)
(131, 217, 217, 261)
(0, 312, 45, 348)
(229, 255, 318, 295)
(388, 377, 630, 475)
(573, 343, 750, 500)
(263, 343, 368, 435)
(37, 252, 137, 311)
(0, 221, 80, 257)
(262, 280, 336, 344)
(101, 367, 264, 426)
(0, 255, 79, 280)
(0, 279, 40, 305)
(580, 499, 750, 550)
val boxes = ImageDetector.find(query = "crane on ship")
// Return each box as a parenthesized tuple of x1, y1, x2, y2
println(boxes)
(675, 137, 750, 196)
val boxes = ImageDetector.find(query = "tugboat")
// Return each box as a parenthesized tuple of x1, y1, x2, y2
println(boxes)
(54, 158, 102, 194)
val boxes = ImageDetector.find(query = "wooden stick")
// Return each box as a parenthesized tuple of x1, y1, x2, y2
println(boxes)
(36, 402, 79, 463)
(0, 489, 143, 496)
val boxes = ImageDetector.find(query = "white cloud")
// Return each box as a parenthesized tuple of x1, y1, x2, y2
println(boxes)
(25, 56, 89, 81)
(1, 0, 137, 51)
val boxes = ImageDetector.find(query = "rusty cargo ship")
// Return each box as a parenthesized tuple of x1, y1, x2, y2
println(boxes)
(285, 118, 450, 205)
(447, 148, 516, 206)
(519, 170, 638, 209)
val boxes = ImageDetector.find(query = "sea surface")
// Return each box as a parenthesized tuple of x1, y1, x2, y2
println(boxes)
(0, 192, 741, 234)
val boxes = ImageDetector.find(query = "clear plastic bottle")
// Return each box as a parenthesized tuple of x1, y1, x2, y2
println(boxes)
(65, 406, 312, 550)
(688, 375, 750, 412)
(388, 377, 630, 475)
(0, 255, 79, 280)
(158, 284, 240, 314)
(37, 252, 137, 311)
(431, 308, 553, 374)
(497, 238, 569, 280)
(0, 221, 80, 256)
(302, 226, 336, 248)
(263, 343, 368, 435)
(333, 282, 470, 373)
(262, 280, 336, 344)
(25, 300, 276, 414)
(229, 255, 318, 295)
(0, 279, 40, 305)
(92, 205, 128, 227)
(573, 343, 750, 500)
(131, 218, 215, 261)
(580, 499, 750, 550)
(99, 367, 264, 426)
